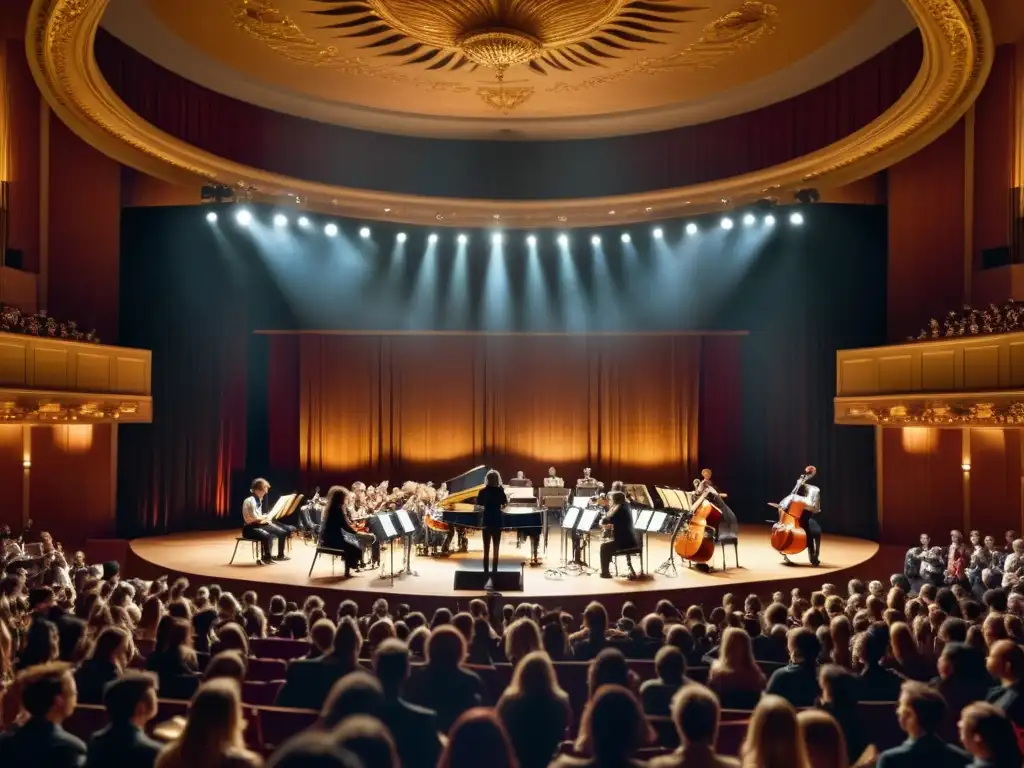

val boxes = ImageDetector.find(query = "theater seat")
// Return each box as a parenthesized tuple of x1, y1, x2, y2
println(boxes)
(247, 657, 288, 682)
(63, 703, 108, 742)
(258, 706, 319, 752)
(243, 680, 284, 706)
(250, 638, 312, 661)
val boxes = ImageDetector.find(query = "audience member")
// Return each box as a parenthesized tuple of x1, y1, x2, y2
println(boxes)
(85, 671, 162, 768)
(640, 645, 691, 717)
(649, 683, 739, 768)
(266, 732, 360, 768)
(766, 628, 821, 708)
(497, 650, 571, 768)
(876, 682, 970, 768)
(276, 616, 361, 709)
(740, 695, 809, 768)
(0, 662, 86, 767)
(372, 639, 441, 768)
(858, 625, 905, 701)
(74, 626, 129, 704)
(319, 672, 385, 729)
(708, 627, 766, 709)
(154, 678, 261, 768)
(553, 685, 653, 768)
(331, 715, 398, 768)
(797, 710, 848, 768)
(439, 708, 516, 768)
(957, 701, 1021, 768)
(403, 625, 483, 732)
(985, 639, 1024, 728)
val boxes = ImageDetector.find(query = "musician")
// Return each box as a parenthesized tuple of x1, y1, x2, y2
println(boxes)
(694, 469, 739, 544)
(241, 478, 292, 565)
(508, 471, 532, 488)
(599, 491, 639, 578)
(778, 469, 822, 566)
(904, 533, 931, 580)
(544, 467, 564, 487)
(295, 488, 323, 537)
(319, 486, 363, 577)
(476, 469, 508, 577)
(577, 468, 601, 490)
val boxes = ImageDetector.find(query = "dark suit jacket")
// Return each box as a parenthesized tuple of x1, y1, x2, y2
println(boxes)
(876, 734, 971, 768)
(379, 696, 442, 768)
(859, 664, 906, 702)
(74, 659, 120, 705)
(86, 722, 161, 768)
(986, 681, 1024, 727)
(0, 717, 87, 768)
(275, 653, 358, 710)
(766, 662, 819, 708)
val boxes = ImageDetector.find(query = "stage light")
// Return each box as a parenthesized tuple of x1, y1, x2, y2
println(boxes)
(273, 213, 288, 227)
(205, 211, 218, 224)
(428, 233, 438, 244)
(685, 222, 698, 235)
(653, 228, 663, 239)
(526, 234, 537, 247)
(790, 212, 805, 226)
(558, 234, 569, 247)
(720, 217, 734, 230)
(961, 462, 971, 472)
(591, 235, 601, 246)
(764, 214, 776, 227)
(492, 232, 503, 245)
(457, 233, 468, 245)
(359, 227, 371, 238)
(621, 233, 631, 243)
(742, 213, 756, 227)
(298, 216, 310, 228)
(397, 232, 407, 243)
(324, 223, 339, 237)
(235, 208, 252, 226)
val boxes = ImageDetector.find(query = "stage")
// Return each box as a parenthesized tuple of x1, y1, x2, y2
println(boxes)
(128, 524, 886, 615)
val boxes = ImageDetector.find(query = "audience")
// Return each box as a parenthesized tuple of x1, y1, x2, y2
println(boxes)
(372, 639, 441, 768)
(707, 627, 766, 709)
(439, 708, 516, 768)
(985, 639, 1024, 729)
(876, 682, 970, 768)
(766, 628, 821, 708)
(85, 671, 162, 768)
(797, 709, 848, 768)
(740, 695, 808, 768)
(403, 626, 483, 732)
(332, 714, 399, 768)
(497, 650, 571, 768)
(649, 684, 739, 768)
(640, 645, 691, 717)
(154, 678, 261, 768)
(553, 685, 652, 768)
(0, 662, 86, 767)
(957, 701, 1021, 768)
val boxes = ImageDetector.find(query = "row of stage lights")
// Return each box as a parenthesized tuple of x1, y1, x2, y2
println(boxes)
(207, 208, 804, 242)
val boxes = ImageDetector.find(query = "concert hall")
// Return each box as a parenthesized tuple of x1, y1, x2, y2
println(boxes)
(1, 0, 1024, 765)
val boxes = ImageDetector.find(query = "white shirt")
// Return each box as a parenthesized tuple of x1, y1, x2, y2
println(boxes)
(544, 476, 564, 487)
(242, 495, 266, 525)
(782, 485, 820, 514)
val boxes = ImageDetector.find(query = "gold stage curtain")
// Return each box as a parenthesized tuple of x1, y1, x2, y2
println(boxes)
(297, 334, 700, 486)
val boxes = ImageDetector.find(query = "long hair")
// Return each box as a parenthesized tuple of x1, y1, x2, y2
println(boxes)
(575, 685, 652, 759)
(713, 627, 761, 677)
(505, 650, 568, 702)
(741, 695, 809, 768)
(485, 470, 502, 488)
(797, 710, 848, 768)
(440, 708, 516, 768)
(159, 679, 247, 768)
(503, 618, 542, 666)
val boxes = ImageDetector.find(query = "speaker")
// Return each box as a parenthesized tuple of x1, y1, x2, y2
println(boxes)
(982, 246, 1012, 269)
(453, 561, 524, 591)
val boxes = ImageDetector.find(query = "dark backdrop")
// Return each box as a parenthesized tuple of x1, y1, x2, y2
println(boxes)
(119, 204, 886, 538)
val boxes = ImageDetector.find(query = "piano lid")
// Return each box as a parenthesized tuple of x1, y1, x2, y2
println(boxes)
(440, 465, 489, 509)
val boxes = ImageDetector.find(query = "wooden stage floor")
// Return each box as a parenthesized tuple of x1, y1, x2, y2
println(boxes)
(129, 525, 880, 613)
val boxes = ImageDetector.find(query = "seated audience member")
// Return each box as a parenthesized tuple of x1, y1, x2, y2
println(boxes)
(766, 627, 821, 708)
(985, 639, 1024, 728)
(649, 683, 739, 768)
(890, 622, 936, 682)
(817, 665, 866, 764)
(145, 617, 199, 701)
(372, 639, 442, 768)
(935, 643, 993, 742)
(210, 623, 249, 658)
(797, 710, 849, 768)
(86, 671, 162, 768)
(641, 645, 691, 717)
(308, 619, 337, 659)
(739, 694, 809, 768)
(0, 662, 86, 768)
(552, 685, 653, 768)
(957, 702, 1021, 768)
(588, 647, 639, 700)
(266, 732, 361, 768)
(202, 651, 248, 685)
(191, 608, 218, 655)
(858, 624, 906, 701)
(708, 627, 766, 710)
(504, 617, 542, 667)
(440, 708, 516, 768)
(404, 625, 484, 732)
(331, 715, 399, 768)
(496, 650, 571, 768)
(876, 682, 970, 768)
(75, 626, 129, 704)
(155, 678, 261, 768)
(17, 616, 59, 669)
(571, 601, 614, 661)
(276, 616, 361, 710)
(319, 673, 386, 729)
(468, 618, 497, 665)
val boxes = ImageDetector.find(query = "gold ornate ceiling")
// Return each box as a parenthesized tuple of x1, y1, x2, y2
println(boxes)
(96, 0, 907, 136)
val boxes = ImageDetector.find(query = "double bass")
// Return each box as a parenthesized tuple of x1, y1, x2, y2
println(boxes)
(673, 474, 722, 564)
(769, 466, 816, 556)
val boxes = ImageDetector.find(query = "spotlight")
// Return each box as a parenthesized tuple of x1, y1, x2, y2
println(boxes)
(685, 222, 698, 235)
(653, 228, 663, 239)
(558, 234, 569, 247)
(324, 223, 339, 237)
(205, 211, 218, 224)
(235, 208, 252, 226)
(298, 216, 310, 228)
(526, 234, 537, 247)
(273, 213, 288, 227)
(742, 213, 756, 227)
(764, 214, 776, 227)
(492, 232, 503, 245)
(397, 232, 407, 243)
(359, 227, 371, 238)
(720, 217, 734, 230)
(789, 212, 805, 226)
(621, 233, 631, 243)
(458, 234, 468, 245)
(428, 233, 438, 244)
(591, 235, 601, 246)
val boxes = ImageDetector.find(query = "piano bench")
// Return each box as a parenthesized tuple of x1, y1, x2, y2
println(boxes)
(230, 537, 261, 565)
(611, 547, 644, 577)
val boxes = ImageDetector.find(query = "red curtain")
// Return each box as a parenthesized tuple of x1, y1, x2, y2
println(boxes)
(275, 333, 709, 488)
(94, 30, 922, 198)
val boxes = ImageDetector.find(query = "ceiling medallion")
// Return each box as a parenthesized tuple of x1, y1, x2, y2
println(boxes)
(477, 83, 535, 114)
(308, 0, 700, 79)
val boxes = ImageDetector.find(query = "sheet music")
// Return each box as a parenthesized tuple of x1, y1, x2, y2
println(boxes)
(269, 494, 298, 520)
(631, 509, 640, 525)
(577, 508, 599, 531)
(650, 511, 667, 533)
(571, 496, 593, 509)
(637, 510, 654, 531)
(379, 514, 398, 538)
(395, 509, 415, 533)
(562, 507, 581, 529)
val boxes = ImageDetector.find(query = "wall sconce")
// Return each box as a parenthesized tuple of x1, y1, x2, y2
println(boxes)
(22, 459, 31, 469)
(961, 462, 971, 472)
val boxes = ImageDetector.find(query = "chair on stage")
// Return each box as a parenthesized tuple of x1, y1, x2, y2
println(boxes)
(229, 536, 261, 565)
(611, 545, 644, 578)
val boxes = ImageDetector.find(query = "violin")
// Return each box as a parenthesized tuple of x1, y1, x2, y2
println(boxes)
(769, 466, 815, 556)
(673, 469, 722, 564)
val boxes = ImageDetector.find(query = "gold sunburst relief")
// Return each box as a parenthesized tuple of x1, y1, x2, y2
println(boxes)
(477, 84, 535, 114)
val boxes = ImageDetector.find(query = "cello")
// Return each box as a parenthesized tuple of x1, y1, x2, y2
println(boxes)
(673, 471, 722, 564)
(769, 466, 816, 557)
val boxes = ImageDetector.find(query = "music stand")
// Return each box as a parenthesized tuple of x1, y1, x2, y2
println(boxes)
(653, 487, 691, 578)
(574, 507, 601, 575)
(367, 512, 404, 583)
(545, 506, 580, 579)
(394, 509, 419, 576)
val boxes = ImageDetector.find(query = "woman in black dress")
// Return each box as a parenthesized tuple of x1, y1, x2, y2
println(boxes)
(476, 470, 508, 576)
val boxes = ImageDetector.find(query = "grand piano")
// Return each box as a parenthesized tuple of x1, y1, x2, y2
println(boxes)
(440, 465, 545, 533)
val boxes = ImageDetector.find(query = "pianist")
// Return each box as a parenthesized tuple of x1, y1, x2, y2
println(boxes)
(241, 478, 293, 565)
(544, 467, 564, 487)
(477, 470, 509, 578)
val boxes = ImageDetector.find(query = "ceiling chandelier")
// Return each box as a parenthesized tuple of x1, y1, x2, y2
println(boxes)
(311, 0, 692, 79)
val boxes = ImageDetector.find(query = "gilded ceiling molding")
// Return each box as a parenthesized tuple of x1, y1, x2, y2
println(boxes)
(27, 0, 993, 228)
